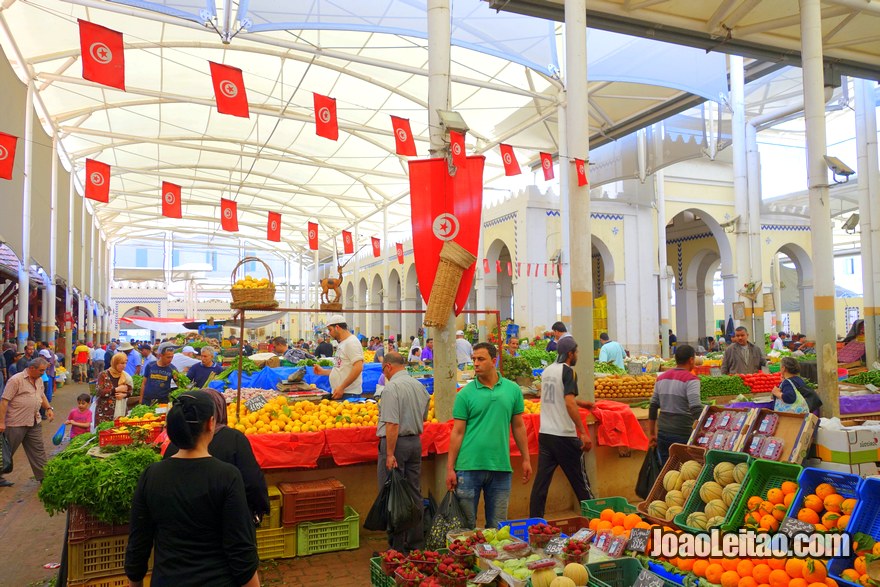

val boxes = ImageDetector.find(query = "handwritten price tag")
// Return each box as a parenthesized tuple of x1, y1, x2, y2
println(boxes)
(244, 395, 268, 413)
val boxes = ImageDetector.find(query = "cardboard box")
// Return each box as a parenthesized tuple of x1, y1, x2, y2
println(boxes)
(814, 419, 880, 464)
(687, 406, 758, 452)
(803, 457, 880, 477)
(741, 409, 818, 465)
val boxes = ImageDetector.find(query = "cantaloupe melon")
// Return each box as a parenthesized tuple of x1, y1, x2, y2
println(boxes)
(647, 500, 669, 519)
(679, 460, 702, 482)
(665, 490, 685, 508)
(550, 577, 577, 587)
(705, 499, 728, 519)
(733, 462, 748, 484)
(563, 563, 589, 586)
(714, 462, 736, 486)
(699, 481, 724, 504)
(531, 568, 557, 587)
(722, 483, 741, 507)
(681, 479, 696, 501)
(663, 470, 683, 492)
(686, 511, 708, 530)
(706, 515, 725, 528)
(666, 505, 683, 521)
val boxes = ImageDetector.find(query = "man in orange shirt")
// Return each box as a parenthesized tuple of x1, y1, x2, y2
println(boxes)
(73, 340, 90, 383)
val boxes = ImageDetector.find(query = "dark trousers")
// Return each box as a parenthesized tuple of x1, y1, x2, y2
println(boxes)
(377, 436, 424, 553)
(529, 433, 594, 518)
(657, 430, 690, 467)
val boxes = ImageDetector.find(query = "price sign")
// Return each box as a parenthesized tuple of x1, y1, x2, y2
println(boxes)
(471, 568, 500, 584)
(627, 527, 651, 553)
(543, 537, 566, 556)
(633, 568, 665, 587)
(245, 395, 268, 413)
(866, 384, 879, 393)
(779, 516, 815, 539)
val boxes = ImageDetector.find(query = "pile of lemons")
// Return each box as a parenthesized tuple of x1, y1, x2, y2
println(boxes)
(232, 275, 272, 290)
(228, 397, 378, 435)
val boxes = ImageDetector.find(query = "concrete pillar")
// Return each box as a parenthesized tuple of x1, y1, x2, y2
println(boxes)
(656, 171, 670, 358)
(605, 282, 627, 346)
(721, 273, 738, 333)
(855, 79, 878, 365)
(557, 102, 572, 324)
(383, 207, 390, 339)
(800, 0, 839, 416)
(17, 80, 34, 348)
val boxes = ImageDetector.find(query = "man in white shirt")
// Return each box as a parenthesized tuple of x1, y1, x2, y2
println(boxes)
(772, 332, 788, 351)
(314, 314, 364, 399)
(454, 330, 473, 366)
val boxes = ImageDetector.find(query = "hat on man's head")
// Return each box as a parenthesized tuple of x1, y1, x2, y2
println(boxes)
(118, 341, 135, 351)
(555, 336, 578, 363)
(327, 314, 346, 327)
(455, 330, 464, 336)
(157, 342, 178, 354)
(182, 346, 196, 354)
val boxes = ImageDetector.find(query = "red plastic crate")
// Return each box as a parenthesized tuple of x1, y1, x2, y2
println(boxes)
(67, 505, 130, 544)
(279, 478, 345, 525)
(113, 415, 165, 427)
(98, 427, 163, 447)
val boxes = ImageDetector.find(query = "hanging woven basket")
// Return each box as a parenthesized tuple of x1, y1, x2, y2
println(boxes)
(424, 241, 477, 328)
(230, 256, 279, 310)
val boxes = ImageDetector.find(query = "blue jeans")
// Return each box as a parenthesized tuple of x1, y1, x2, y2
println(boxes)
(455, 470, 512, 529)
(656, 430, 690, 467)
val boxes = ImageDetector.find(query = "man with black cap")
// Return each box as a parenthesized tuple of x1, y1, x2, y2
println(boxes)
(528, 336, 594, 517)
(313, 315, 364, 400)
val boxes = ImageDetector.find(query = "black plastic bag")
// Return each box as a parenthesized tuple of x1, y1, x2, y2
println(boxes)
(426, 490, 467, 550)
(0, 433, 12, 475)
(636, 446, 661, 500)
(388, 469, 421, 534)
(364, 474, 391, 531)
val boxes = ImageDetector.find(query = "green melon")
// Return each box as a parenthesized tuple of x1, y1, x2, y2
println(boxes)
(647, 500, 668, 519)
(679, 460, 702, 482)
(713, 462, 736, 486)
(663, 470, 683, 492)
(699, 481, 724, 504)
(706, 515, 725, 528)
(722, 483, 741, 507)
(686, 511, 708, 530)
(665, 490, 685, 508)
(681, 479, 697, 501)
(704, 499, 728, 519)
(733, 462, 749, 484)
(666, 505, 683, 521)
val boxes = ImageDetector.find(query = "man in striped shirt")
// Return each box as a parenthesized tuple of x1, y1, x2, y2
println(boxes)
(646, 344, 703, 465)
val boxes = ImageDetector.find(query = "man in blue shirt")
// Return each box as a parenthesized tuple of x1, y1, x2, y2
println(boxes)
(187, 347, 224, 389)
(598, 333, 626, 369)
(139, 345, 177, 404)
(121, 342, 141, 376)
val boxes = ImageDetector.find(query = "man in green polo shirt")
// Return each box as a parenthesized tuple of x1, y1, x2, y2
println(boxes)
(446, 342, 532, 529)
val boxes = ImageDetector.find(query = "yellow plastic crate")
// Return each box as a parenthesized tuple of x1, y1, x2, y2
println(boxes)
(68, 534, 153, 582)
(69, 573, 151, 587)
(267, 485, 282, 528)
(256, 525, 296, 560)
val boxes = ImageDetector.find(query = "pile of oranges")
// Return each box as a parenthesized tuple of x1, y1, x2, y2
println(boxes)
(666, 556, 836, 587)
(587, 508, 651, 538)
(742, 481, 800, 531)
(794, 482, 857, 532)
(836, 545, 880, 586)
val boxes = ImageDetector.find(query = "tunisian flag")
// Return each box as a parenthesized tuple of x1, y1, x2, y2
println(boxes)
(575, 158, 589, 187)
(210, 62, 249, 118)
(371, 237, 381, 258)
(307, 222, 318, 250)
(161, 181, 182, 218)
(449, 130, 466, 169)
(342, 230, 354, 254)
(540, 152, 554, 181)
(267, 212, 281, 242)
(396, 243, 404, 264)
(220, 198, 238, 232)
(85, 159, 110, 203)
(79, 20, 125, 90)
(499, 144, 521, 176)
(0, 132, 17, 180)
(314, 93, 338, 140)
(390, 116, 417, 156)
(409, 156, 484, 314)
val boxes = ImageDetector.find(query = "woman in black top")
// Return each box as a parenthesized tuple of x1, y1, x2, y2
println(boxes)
(125, 391, 260, 587)
(164, 390, 270, 522)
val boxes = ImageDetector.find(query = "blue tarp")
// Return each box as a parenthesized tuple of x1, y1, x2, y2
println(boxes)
(210, 363, 386, 394)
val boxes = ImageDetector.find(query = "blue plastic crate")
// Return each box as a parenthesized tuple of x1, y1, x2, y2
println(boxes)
(497, 517, 546, 542)
(786, 467, 862, 518)
(647, 561, 688, 585)
(829, 477, 880, 587)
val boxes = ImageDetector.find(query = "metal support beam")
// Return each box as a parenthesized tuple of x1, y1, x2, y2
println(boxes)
(856, 79, 879, 365)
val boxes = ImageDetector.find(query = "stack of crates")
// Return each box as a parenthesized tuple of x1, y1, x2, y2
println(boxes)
(66, 505, 152, 586)
(276, 478, 360, 557)
(593, 295, 608, 348)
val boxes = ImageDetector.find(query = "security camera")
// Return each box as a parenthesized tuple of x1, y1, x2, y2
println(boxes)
(824, 156, 855, 183)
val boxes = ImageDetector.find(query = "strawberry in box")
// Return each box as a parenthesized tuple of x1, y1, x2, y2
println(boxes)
(527, 523, 561, 548)
(380, 549, 406, 575)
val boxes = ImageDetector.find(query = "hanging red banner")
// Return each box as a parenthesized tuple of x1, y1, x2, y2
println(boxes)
(496, 260, 502, 273)
(314, 93, 339, 140)
(539, 152, 554, 181)
(371, 237, 381, 258)
(517, 262, 522, 277)
(558, 263, 563, 278)
(499, 144, 521, 176)
(161, 181, 182, 218)
(507, 262, 513, 276)
(342, 230, 354, 254)
(79, 20, 125, 90)
(527, 263, 532, 277)
(483, 259, 489, 274)
(220, 198, 238, 232)
(85, 159, 110, 203)
(209, 62, 249, 118)
(396, 243, 404, 264)
(307, 222, 319, 250)
(390, 116, 417, 156)
(544, 264, 548, 277)
(408, 156, 485, 314)
(0, 132, 18, 180)
(575, 158, 588, 187)
(267, 212, 282, 242)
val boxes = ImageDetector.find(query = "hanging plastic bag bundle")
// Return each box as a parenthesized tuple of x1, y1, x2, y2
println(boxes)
(635, 445, 662, 500)
(388, 468, 422, 534)
(426, 490, 467, 550)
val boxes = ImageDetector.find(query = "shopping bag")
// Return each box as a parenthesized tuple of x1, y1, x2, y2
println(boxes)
(426, 490, 467, 550)
(113, 399, 128, 420)
(52, 424, 67, 446)
(635, 446, 662, 500)
(388, 468, 422, 534)
(0, 433, 12, 474)
(363, 474, 391, 531)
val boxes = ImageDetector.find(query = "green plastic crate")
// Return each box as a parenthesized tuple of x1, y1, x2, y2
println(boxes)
(674, 450, 752, 533)
(267, 485, 282, 529)
(581, 496, 638, 518)
(255, 525, 296, 560)
(585, 557, 646, 587)
(370, 557, 394, 587)
(295, 505, 359, 556)
(721, 459, 802, 532)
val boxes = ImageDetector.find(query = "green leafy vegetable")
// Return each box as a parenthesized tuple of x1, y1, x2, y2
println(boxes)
(131, 375, 144, 395)
(501, 353, 532, 380)
(216, 356, 261, 381)
(698, 375, 750, 400)
(518, 348, 557, 369)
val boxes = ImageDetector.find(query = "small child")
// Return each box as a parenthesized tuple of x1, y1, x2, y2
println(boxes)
(66, 393, 93, 438)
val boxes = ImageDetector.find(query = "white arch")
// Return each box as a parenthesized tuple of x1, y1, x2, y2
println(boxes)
(591, 235, 616, 283)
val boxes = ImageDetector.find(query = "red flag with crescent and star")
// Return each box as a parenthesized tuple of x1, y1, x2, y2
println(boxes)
(307, 222, 318, 250)
(314, 93, 338, 140)
(85, 159, 110, 203)
(499, 144, 521, 176)
(409, 156, 484, 313)
(396, 243, 404, 264)
(220, 198, 238, 232)
(540, 152, 554, 181)
(390, 116, 417, 156)
(210, 62, 249, 118)
(0, 132, 17, 180)
(575, 158, 588, 187)
(342, 230, 354, 254)
(267, 212, 282, 242)
(371, 237, 381, 258)
(79, 20, 125, 90)
(449, 130, 466, 169)
(161, 181, 181, 218)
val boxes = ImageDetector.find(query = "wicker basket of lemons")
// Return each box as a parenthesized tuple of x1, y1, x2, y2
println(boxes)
(230, 257, 278, 310)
